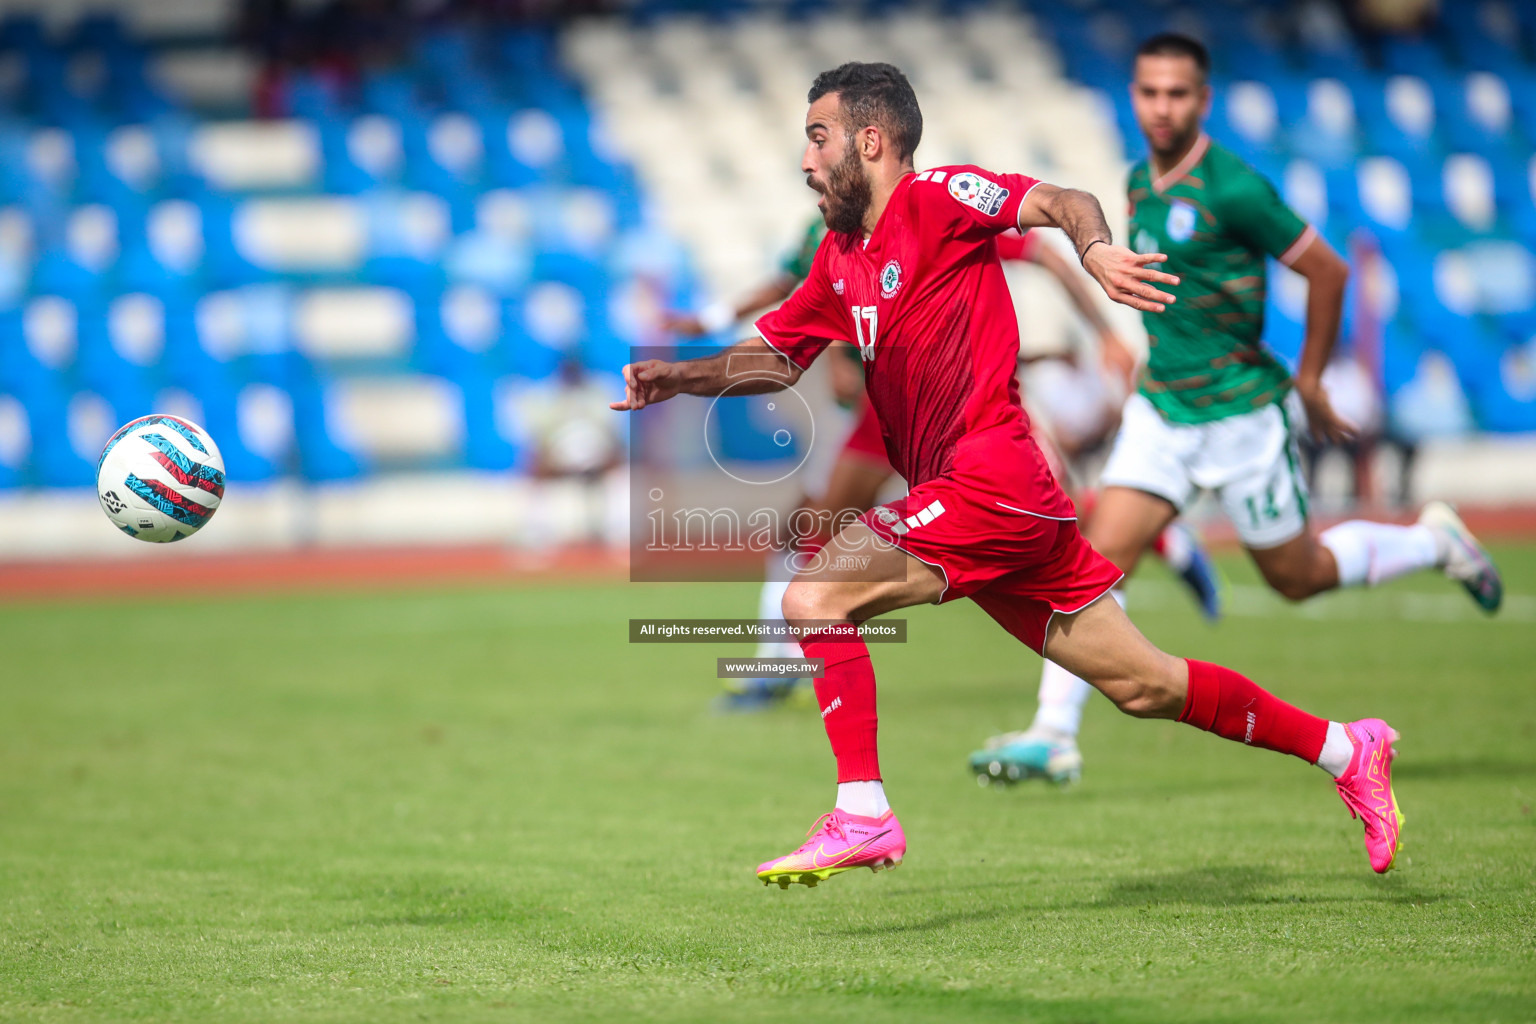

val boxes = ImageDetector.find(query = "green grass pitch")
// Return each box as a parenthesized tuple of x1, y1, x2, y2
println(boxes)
(2, 547, 1534, 1023)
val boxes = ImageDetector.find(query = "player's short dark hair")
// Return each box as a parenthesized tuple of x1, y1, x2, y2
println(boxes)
(1135, 33, 1211, 80)
(808, 61, 923, 163)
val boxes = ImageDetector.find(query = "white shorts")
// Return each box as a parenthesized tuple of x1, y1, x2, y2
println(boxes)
(1101, 392, 1309, 549)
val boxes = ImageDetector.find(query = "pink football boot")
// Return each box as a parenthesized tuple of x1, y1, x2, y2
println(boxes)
(1334, 718, 1405, 873)
(756, 809, 906, 888)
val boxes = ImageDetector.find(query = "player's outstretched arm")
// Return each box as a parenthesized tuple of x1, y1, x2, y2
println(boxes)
(662, 276, 798, 337)
(1286, 235, 1356, 443)
(1018, 183, 1179, 313)
(609, 336, 804, 411)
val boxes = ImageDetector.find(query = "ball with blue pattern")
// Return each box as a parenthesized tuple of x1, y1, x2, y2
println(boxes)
(96, 415, 226, 543)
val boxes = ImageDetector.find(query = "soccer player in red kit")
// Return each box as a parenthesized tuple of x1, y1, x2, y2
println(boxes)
(611, 63, 1403, 884)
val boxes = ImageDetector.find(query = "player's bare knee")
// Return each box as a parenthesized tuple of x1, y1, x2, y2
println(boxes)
(779, 581, 815, 625)
(780, 580, 846, 630)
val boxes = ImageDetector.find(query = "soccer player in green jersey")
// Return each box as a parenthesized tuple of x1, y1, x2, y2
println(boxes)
(972, 32, 1504, 787)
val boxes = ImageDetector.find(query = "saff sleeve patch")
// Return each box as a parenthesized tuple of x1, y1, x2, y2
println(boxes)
(947, 172, 1009, 217)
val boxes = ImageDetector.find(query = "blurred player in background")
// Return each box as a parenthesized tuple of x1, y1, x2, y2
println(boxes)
(670, 217, 1223, 713)
(970, 34, 1505, 787)
(616, 62, 1411, 884)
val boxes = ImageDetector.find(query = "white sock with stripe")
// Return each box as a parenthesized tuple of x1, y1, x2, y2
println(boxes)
(1319, 521, 1441, 588)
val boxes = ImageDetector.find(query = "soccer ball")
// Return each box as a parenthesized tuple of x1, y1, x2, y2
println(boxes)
(96, 415, 225, 543)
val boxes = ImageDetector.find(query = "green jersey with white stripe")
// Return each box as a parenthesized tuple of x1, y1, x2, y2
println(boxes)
(1128, 136, 1314, 424)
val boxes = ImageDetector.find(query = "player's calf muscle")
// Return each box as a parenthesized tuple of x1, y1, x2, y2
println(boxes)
(1083, 648, 1186, 719)
(1249, 534, 1339, 602)
(1107, 662, 1187, 719)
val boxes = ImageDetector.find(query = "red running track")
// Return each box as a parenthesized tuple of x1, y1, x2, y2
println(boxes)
(3, 505, 1534, 602)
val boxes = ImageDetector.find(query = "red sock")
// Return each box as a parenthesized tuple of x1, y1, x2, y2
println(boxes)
(800, 624, 880, 783)
(1150, 529, 1167, 558)
(1178, 659, 1327, 765)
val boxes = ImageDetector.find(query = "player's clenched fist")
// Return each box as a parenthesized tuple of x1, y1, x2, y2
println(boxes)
(1083, 244, 1180, 313)
(610, 359, 682, 411)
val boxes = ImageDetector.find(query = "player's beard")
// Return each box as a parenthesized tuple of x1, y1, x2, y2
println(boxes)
(1149, 119, 1201, 166)
(814, 142, 872, 235)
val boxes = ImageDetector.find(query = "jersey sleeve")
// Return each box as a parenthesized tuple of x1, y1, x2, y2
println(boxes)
(994, 228, 1040, 263)
(754, 243, 847, 370)
(1220, 167, 1315, 267)
(916, 165, 1044, 241)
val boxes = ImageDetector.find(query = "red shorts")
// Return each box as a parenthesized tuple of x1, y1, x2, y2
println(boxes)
(859, 478, 1122, 654)
(1025, 410, 1069, 486)
(840, 396, 890, 468)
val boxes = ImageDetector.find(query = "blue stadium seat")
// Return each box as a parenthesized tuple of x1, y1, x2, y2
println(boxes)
(1381, 320, 1425, 398)
(118, 199, 204, 297)
(23, 383, 97, 487)
(77, 292, 166, 412)
(1434, 75, 1517, 157)
(1445, 327, 1536, 432)
(1289, 79, 1358, 170)
(361, 72, 425, 122)
(1380, 37, 1450, 78)
(461, 375, 518, 470)
(290, 372, 361, 481)
(197, 373, 278, 482)
(403, 111, 487, 195)
(31, 201, 119, 299)
(1356, 76, 1440, 164)
(0, 388, 27, 489)
(319, 116, 403, 193)
(411, 284, 507, 380)
(284, 73, 347, 122)
(1211, 79, 1280, 150)
(1494, 308, 1536, 347)
(195, 192, 261, 288)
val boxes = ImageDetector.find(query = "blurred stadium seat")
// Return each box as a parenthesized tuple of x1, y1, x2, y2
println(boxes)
(0, 0, 1529, 504)
(0, 3, 678, 491)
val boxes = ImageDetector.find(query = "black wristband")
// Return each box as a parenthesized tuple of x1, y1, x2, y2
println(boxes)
(1079, 238, 1109, 265)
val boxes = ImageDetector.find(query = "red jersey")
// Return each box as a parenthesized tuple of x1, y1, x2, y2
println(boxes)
(756, 166, 1072, 518)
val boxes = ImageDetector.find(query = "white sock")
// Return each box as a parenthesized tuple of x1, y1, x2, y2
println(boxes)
(754, 576, 793, 658)
(1159, 522, 1194, 573)
(1316, 721, 1354, 778)
(1319, 521, 1440, 588)
(1030, 591, 1124, 738)
(1031, 659, 1093, 737)
(836, 780, 890, 818)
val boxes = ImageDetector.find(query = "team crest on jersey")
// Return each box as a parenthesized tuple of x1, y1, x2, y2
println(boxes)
(879, 260, 902, 298)
(873, 505, 909, 536)
(833, 278, 845, 295)
(948, 172, 1009, 217)
(1166, 201, 1198, 242)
